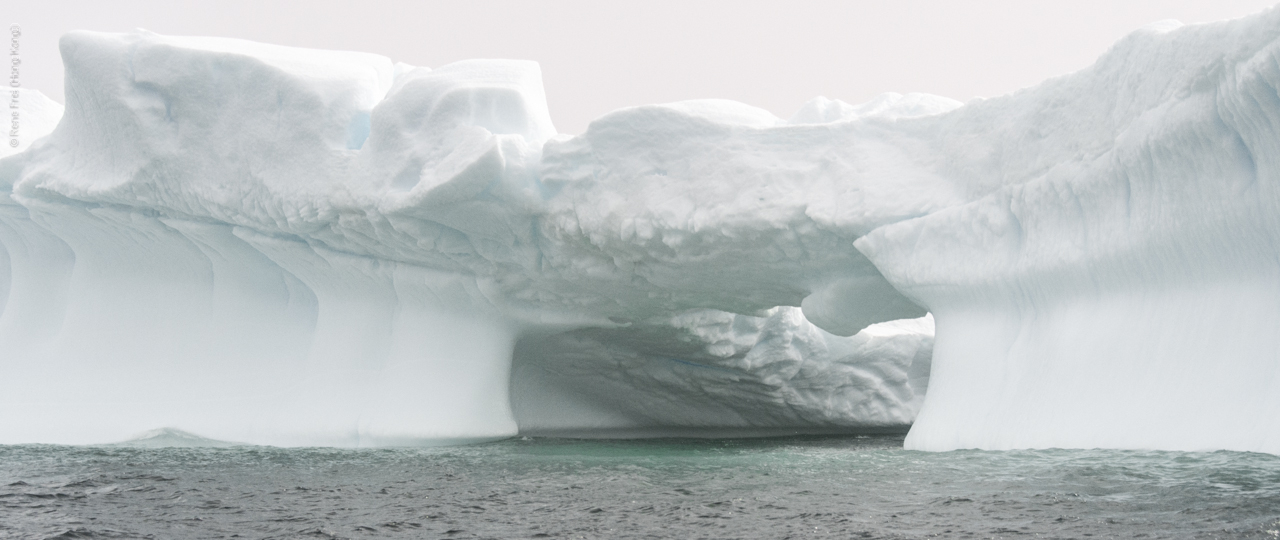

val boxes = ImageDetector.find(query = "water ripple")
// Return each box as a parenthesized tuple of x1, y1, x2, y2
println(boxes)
(1, 436, 1279, 539)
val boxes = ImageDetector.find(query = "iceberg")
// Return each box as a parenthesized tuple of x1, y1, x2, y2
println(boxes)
(858, 14, 1280, 452)
(0, 30, 932, 446)
(2, 8, 1279, 452)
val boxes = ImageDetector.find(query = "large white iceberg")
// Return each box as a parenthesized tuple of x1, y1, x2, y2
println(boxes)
(2, 8, 1279, 452)
(858, 14, 1280, 452)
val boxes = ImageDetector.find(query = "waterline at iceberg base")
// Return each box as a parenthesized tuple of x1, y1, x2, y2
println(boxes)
(3, 9, 1280, 452)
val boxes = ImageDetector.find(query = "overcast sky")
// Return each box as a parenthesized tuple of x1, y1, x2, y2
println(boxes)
(9, 0, 1279, 133)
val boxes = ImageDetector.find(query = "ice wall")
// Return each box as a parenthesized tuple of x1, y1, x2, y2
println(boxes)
(1, 30, 935, 446)
(857, 14, 1280, 452)
(4, 7, 1280, 451)
(1, 32, 540, 446)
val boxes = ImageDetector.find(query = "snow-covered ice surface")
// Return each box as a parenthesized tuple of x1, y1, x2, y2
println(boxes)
(3, 8, 1280, 451)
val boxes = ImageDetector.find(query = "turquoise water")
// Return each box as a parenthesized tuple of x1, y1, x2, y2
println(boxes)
(2, 435, 1279, 539)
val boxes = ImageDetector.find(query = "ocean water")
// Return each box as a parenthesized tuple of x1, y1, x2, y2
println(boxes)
(2, 434, 1279, 539)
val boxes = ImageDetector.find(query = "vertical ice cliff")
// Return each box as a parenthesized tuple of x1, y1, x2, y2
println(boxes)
(2, 32, 538, 445)
(857, 14, 1280, 452)
(4, 7, 1280, 452)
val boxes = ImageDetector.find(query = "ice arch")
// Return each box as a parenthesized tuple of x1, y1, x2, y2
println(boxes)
(3, 8, 1280, 452)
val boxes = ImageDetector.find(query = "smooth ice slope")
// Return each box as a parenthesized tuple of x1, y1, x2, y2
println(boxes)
(1, 89, 63, 160)
(5, 8, 1280, 451)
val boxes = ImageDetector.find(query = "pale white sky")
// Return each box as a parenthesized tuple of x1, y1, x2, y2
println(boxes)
(8, 0, 1279, 133)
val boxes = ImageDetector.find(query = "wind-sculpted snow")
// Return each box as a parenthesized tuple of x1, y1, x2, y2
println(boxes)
(3, 8, 1280, 451)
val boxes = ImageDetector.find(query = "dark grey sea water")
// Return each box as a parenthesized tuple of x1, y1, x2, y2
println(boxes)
(2, 434, 1279, 539)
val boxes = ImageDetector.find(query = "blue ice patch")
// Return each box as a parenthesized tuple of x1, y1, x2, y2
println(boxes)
(345, 111, 371, 150)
